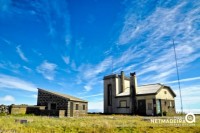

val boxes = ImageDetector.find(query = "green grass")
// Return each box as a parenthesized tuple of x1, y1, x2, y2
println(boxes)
(0, 115, 199, 133)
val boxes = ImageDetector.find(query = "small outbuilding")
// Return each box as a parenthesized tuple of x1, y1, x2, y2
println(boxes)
(37, 88, 88, 117)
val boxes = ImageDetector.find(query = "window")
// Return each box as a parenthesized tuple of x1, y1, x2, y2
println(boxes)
(51, 103, 56, 110)
(148, 103, 152, 110)
(107, 84, 112, 106)
(76, 104, 79, 110)
(164, 91, 167, 94)
(83, 105, 86, 110)
(119, 100, 127, 107)
(169, 101, 172, 107)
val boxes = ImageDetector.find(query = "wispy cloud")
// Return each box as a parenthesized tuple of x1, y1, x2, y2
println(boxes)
(62, 56, 70, 65)
(16, 45, 28, 62)
(166, 76, 200, 84)
(174, 85, 200, 112)
(81, 93, 103, 98)
(78, 57, 112, 91)
(0, 95, 15, 102)
(0, 74, 37, 92)
(36, 61, 57, 80)
(32, 1, 71, 46)
(0, 0, 11, 12)
(82, 57, 112, 80)
(115, 1, 200, 83)
(23, 66, 32, 72)
(32, 94, 37, 99)
(84, 85, 92, 92)
(0, 61, 21, 73)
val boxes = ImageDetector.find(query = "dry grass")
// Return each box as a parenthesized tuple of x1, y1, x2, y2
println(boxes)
(0, 115, 199, 133)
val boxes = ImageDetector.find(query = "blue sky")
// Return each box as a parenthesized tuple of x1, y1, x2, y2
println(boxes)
(0, 0, 199, 113)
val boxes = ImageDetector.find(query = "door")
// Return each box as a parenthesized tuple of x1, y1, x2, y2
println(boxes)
(70, 102, 73, 117)
(137, 100, 146, 115)
(156, 99, 161, 115)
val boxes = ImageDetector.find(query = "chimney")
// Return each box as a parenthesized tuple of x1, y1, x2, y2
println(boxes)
(121, 71, 125, 93)
(130, 72, 138, 96)
(130, 72, 138, 114)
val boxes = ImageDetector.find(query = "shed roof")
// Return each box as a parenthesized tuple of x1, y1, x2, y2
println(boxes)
(38, 88, 88, 102)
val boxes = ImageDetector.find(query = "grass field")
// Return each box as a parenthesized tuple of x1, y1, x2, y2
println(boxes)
(0, 115, 199, 133)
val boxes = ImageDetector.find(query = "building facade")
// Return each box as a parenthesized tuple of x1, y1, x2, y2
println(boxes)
(104, 71, 176, 116)
(37, 88, 88, 117)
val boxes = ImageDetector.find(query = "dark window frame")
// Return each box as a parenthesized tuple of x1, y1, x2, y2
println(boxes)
(75, 104, 79, 110)
(107, 84, 112, 106)
(83, 105, 86, 110)
(119, 100, 127, 108)
(51, 103, 57, 110)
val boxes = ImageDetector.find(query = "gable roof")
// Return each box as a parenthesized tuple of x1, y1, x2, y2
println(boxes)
(137, 84, 162, 94)
(137, 83, 176, 97)
(116, 83, 176, 97)
(38, 88, 88, 103)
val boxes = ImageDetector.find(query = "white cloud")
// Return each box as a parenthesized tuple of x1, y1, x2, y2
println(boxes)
(65, 35, 71, 46)
(81, 93, 103, 98)
(115, 1, 200, 84)
(173, 85, 200, 114)
(0, 74, 37, 92)
(82, 57, 112, 80)
(36, 61, 57, 80)
(77, 57, 112, 91)
(0, 95, 15, 102)
(16, 45, 28, 62)
(62, 56, 70, 64)
(166, 76, 200, 84)
(32, 94, 37, 99)
(23, 66, 32, 72)
(84, 85, 92, 92)
(0, 61, 21, 73)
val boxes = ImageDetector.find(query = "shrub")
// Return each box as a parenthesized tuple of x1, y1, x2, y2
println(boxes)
(163, 111, 167, 116)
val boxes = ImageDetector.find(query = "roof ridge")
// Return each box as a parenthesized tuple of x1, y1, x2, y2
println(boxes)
(138, 83, 162, 87)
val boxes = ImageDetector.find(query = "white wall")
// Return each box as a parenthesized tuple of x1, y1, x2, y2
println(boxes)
(156, 88, 174, 100)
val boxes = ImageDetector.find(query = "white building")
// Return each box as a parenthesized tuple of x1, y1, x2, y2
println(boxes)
(103, 71, 176, 116)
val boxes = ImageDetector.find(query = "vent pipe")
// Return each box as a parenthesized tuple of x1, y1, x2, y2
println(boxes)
(121, 71, 125, 93)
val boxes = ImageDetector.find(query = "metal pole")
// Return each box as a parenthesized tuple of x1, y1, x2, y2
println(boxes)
(172, 39, 183, 114)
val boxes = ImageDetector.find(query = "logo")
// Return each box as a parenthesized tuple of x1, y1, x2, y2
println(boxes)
(185, 113, 195, 123)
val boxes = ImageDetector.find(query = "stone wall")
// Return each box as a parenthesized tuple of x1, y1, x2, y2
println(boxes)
(26, 106, 45, 115)
(37, 89, 69, 111)
(67, 101, 88, 117)
(161, 100, 176, 115)
(37, 89, 88, 117)
(10, 105, 27, 115)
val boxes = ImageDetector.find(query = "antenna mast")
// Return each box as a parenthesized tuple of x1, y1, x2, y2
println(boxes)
(172, 39, 183, 114)
(111, 58, 113, 74)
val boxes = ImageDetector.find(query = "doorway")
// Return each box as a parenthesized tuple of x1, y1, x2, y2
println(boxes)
(137, 100, 146, 115)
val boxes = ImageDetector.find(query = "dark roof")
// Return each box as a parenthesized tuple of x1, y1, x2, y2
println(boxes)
(38, 88, 88, 102)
